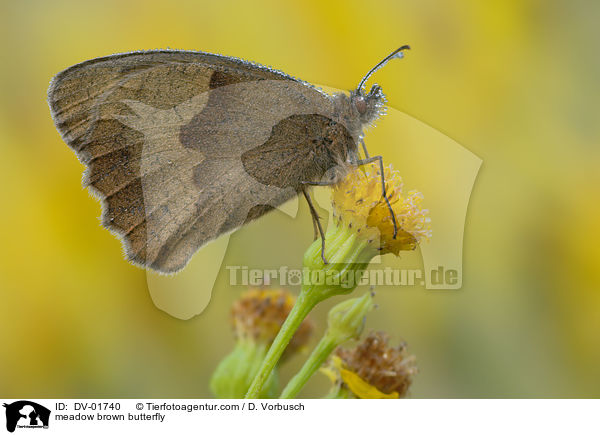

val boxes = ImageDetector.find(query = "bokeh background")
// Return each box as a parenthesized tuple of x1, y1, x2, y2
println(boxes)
(1, 0, 599, 398)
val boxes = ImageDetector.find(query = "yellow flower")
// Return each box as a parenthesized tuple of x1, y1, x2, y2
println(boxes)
(332, 163, 431, 255)
(247, 163, 430, 399)
(324, 331, 417, 399)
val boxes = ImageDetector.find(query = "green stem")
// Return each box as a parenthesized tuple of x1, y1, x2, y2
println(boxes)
(280, 335, 337, 399)
(245, 222, 377, 399)
(245, 287, 321, 398)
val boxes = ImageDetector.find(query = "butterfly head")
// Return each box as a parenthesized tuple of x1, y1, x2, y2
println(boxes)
(351, 45, 410, 126)
(351, 84, 386, 126)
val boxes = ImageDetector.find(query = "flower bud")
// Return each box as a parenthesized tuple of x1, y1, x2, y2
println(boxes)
(326, 291, 374, 344)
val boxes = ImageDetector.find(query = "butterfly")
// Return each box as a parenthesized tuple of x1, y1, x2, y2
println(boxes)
(48, 46, 408, 273)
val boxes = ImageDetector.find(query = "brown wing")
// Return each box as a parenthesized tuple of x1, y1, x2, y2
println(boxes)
(241, 114, 356, 189)
(48, 50, 341, 273)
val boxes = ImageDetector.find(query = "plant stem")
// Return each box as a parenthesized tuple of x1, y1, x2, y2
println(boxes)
(246, 222, 376, 399)
(280, 335, 337, 399)
(245, 287, 321, 398)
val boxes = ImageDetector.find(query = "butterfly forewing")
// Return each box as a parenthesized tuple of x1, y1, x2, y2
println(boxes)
(48, 50, 355, 273)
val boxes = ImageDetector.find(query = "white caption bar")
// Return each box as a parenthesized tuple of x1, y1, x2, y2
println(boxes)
(0, 399, 597, 435)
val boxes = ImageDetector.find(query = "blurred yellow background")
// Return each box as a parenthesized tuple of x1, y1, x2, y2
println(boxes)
(1, 0, 598, 398)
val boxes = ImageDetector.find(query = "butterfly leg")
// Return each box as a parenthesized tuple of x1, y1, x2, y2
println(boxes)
(301, 181, 337, 265)
(360, 138, 370, 159)
(353, 155, 399, 239)
(310, 211, 319, 241)
(300, 180, 334, 241)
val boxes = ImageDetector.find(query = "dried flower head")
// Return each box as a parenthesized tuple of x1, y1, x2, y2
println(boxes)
(232, 288, 313, 357)
(332, 163, 431, 255)
(335, 331, 417, 398)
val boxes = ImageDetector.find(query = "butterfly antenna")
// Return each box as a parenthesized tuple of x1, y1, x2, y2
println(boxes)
(356, 45, 410, 93)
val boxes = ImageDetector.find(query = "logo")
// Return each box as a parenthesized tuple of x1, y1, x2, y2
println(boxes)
(3, 401, 50, 433)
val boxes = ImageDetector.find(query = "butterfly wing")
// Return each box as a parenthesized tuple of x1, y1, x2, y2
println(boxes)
(48, 50, 340, 273)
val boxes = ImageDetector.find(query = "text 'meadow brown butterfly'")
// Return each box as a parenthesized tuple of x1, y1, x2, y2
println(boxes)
(48, 46, 409, 273)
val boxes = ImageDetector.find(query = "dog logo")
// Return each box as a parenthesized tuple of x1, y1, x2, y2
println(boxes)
(3, 401, 50, 432)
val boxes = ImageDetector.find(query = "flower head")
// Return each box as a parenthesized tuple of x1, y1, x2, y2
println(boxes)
(247, 163, 430, 398)
(324, 331, 417, 399)
(211, 288, 314, 399)
(332, 163, 431, 255)
(232, 288, 313, 357)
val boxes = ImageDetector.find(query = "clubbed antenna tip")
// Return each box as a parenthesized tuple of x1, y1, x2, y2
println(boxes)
(356, 45, 411, 92)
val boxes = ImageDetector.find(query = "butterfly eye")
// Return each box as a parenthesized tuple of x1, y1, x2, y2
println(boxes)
(354, 96, 367, 114)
